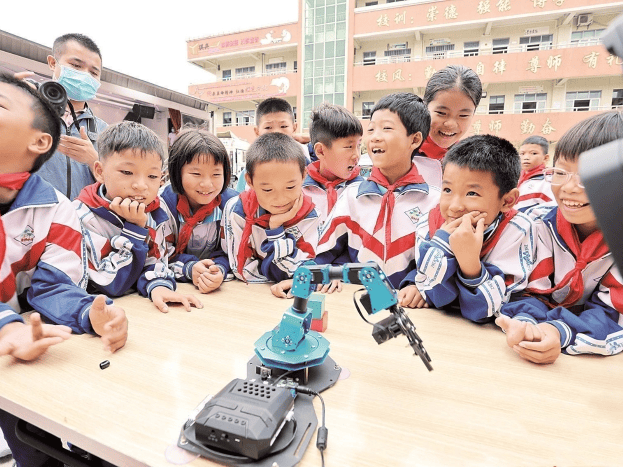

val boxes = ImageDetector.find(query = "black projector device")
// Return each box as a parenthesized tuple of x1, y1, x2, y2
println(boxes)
(193, 378, 295, 460)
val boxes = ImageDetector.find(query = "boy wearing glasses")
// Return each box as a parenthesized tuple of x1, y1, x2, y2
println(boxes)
(497, 111, 623, 364)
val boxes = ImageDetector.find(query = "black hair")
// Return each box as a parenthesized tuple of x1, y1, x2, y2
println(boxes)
(246, 133, 306, 179)
(554, 110, 623, 164)
(255, 97, 295, 124)
(309, 103, 363, 147)
(443, 134, 520, 196)
(0, 73, 61, 173)
(520, 135, 549, 154)
(370, 92, 430, 143)
(97, 121, 165, 164)
(53, 33, 102, 60)
(168, 129, 231, 196)
(423, 65, 482, 108)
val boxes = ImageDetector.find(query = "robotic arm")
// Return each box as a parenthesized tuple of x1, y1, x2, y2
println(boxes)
(269, 263, 433, 371)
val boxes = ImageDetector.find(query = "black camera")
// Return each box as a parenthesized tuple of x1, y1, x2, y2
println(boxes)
(26, 79, 67, 118)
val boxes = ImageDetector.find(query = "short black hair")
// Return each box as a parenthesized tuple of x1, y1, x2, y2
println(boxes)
(554, 110, 623, 164)
(0, 73, 61, 173)
(97, 121, 165, 165)
(424, 65, 482, 108)
(246, 133, 306, 180)
(256, 97, 294, 124)
(370, 92, 430, 143)
(309, 103, 363, 148)
(168, 129, 231, 196)
(443, 134, 520, 196)
(53, 33, 102, 60)
(521, 135, 549, 154)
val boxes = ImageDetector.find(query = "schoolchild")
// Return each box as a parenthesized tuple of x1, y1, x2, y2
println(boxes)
(515, 135, 555, 212)
(315, 93, 441, 288)
(222, 132, 320, 283)
(236, 97, 309, 192)
(303, 103, 364, 223)
(399, 135, 536, 320)
(497, 111, 623, 364)
(0, 72, 127, 467)
(419, 65, 482, 161)
(74, 121, 202, 313)
(161, 129, 238, 293)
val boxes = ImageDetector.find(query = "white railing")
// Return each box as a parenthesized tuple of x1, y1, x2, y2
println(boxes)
(352, 105, 616, 118)
(220, 69, 297, 82)
(354, 39, 603, 66)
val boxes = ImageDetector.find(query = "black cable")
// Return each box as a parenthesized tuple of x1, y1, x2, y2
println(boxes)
(353, 288, 374, 325)
(295, 386, 327, 467)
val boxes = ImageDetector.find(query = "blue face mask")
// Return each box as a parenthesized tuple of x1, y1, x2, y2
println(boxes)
(55, 65, 101, 102)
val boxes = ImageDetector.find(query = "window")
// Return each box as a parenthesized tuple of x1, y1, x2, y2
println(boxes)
(236, 110, 255, 126)
(464, 41, 479, 57)
(384, 48, 411, 62)
(425, 44, 454, 60)
(492, 38, 509, 54)
(519, 34, 553, 52)
(514, 93, 547, 113)
(294, 61, 298, 71)
(489, 95, 505, 114)
(612, 89, 623, 109)
(362, 101, 374, 118)
(571, 29, 604, 45)
(266, 62, 287, 75)
(363, 51, 376, 65)
(566, 91, 601, 111)
(223, 112, 232, 126)
(222, 70, 231, 81)
(365, 1, 378, 5)
(235, 66, 255, 77)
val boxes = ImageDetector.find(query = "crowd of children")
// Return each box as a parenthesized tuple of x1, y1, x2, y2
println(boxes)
(2, 55, 623, 465)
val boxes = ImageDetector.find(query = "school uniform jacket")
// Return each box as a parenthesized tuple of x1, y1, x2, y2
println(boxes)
(221, 195, 322, 283)
(401, 209, 537, 323)
(515, 167, 555, 212)
(315, 159, 441, 288)
(160, 185, 238, 281)
(73, 184, 176, 298)
(302, 173, 363, 227)
(0, 175, 102, 334)
(501, 206, 623, 356)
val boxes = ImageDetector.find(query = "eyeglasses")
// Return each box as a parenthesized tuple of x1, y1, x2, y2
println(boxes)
(543, 168, 585, 189)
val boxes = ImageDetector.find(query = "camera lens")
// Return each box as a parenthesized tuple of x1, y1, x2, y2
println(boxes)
(38, 81, 67, 117)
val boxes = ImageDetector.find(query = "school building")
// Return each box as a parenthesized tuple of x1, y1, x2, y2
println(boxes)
(187, 0, 623, 151)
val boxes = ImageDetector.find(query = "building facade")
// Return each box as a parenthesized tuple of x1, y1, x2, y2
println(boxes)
(187, 0, 623, 150)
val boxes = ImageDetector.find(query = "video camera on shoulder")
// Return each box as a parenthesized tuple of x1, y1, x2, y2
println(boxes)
(26, 79, 67, 118)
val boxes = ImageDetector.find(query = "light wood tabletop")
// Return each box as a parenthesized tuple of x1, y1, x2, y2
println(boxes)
(1, 280, 622, 467)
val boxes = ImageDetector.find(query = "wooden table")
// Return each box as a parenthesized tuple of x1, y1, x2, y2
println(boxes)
(1, 281, 622, 467)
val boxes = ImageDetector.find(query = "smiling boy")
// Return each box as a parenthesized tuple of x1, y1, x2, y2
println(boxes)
(515, 135, 554, 212)
(399, 135, 537, 321)
(222, 132, 320, 283)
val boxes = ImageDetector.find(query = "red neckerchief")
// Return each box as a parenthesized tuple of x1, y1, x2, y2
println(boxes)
(175, 194, 221, 256)
(236, 190, 315, 280)
(419, 135, 447, 161)
(307, 161, 361, 212)
(427, 204, 518, 258)
(528, 209, 609, 308)
(517, 164, 545, 187)
(0, 172, 31, 268)
(368, 165, 425, 254)
(77, 183, 162, 258)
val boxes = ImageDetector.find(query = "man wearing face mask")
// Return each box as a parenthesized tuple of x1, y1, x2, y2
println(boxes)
(36, 33, 107, 200)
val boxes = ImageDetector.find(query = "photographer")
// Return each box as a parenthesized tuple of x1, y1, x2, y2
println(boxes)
(36, 33, 107, 200)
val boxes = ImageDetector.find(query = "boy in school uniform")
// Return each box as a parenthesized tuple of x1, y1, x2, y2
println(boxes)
(74, 121, 202, 313)
(515, 135, 554, 212)
(236, 97, 310, 192)
(314, 93, 441, 288)
(222, 132, 321, 283)
(497, 111, 623, 364)
(399, 135, 537, 322)
(303, 103, 364, 224)
(0, 73, 127, 467)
